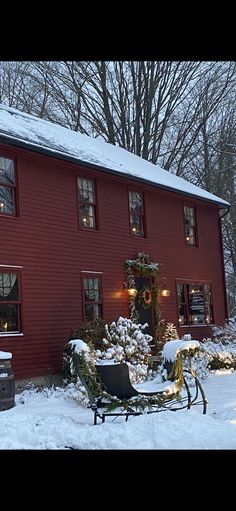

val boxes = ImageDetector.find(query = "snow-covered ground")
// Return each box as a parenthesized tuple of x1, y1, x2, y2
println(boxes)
(1, 369, 236, 450)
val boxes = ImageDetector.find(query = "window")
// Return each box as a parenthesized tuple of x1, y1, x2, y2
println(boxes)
(129, 191, 145, 237)
(0, 271, 21, 333)
(184, 206, 197, 246)
(82, 274, 103, 321)
(177, 282, 213, 326)
(0, 156, 16, 216)
(78, 177, 97, 229)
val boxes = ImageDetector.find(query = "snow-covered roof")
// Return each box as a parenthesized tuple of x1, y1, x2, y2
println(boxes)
(0, 103, 229, 207)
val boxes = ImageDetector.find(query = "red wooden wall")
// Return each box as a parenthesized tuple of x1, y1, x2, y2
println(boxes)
(0, 143, 227, 379)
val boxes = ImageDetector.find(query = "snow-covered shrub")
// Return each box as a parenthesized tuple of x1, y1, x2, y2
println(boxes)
(201, 339, 236, 371)
(212, 317, 236, 345)
(95, 316, 152, 383)
(186, 336, 236, 380)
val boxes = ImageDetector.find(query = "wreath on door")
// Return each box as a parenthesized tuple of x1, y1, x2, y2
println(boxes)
(137, 287, 152, 309)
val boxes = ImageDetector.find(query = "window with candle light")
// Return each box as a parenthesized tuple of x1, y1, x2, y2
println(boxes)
(0, 156, 16, 217)
(0, 271, 21, 333)
(129, 190, 145, 237)
(77, 177, 97, 229)
(184, 205, 197, 246)
(177, 281, 213, 326)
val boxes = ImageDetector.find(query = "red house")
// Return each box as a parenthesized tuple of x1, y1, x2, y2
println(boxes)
(0, 104, 229, 385)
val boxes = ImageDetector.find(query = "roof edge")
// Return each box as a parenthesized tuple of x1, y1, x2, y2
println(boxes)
(0, 134, 230, 209)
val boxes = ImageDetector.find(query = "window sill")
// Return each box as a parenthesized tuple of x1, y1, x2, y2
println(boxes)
(179, 324, 212, 328)
(0, 333, 23, 337)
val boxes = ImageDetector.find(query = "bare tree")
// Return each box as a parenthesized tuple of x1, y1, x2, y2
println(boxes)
(1, 60, 236, 315)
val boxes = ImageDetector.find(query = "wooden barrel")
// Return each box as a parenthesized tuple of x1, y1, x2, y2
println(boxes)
(0, 356, 15, 411)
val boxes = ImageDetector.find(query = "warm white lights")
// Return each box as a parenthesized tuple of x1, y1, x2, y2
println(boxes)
(128, 288, 138, 298)
(161, 278, 170, 297)
(123, 282, 138, 298)
(161, 288, 170, 297)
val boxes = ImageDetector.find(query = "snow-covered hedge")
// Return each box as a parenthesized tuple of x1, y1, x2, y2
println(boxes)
(212, 317, 236, 345)
(187, 338, 236, 381)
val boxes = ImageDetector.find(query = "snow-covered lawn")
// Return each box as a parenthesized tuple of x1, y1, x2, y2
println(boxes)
(1, 369, 236, 450)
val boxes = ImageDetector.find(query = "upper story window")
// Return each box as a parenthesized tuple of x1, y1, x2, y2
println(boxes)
(177, 281, 213, 326)
(0, 271, 21, 334)
(0, 156, 16, 217)
(82, 273, 103, 321)
(77, 177, 97, 229)
(129, 191, 145, 237)
(184, 205, 197, 246)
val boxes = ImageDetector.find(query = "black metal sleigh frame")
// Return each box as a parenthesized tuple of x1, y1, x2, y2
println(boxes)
(74, 353, 207, 425)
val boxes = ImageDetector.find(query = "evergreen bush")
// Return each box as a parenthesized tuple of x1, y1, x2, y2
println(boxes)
(70, 317, 107, 350)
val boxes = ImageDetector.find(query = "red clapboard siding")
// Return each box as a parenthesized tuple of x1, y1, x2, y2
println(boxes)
(0, 142, 227, 379)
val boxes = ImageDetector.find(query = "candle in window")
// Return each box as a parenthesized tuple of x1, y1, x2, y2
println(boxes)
(4, 322, 8, 331)
(0, 201, 4, 212)
(82, 217, 89, 226)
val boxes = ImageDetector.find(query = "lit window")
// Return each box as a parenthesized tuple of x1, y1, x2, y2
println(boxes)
(78, 178, 97, 229)
(177, 282, 213, 326)
(129, 191, 145, 237)
(0, 157, 16, 216)
(0, 272, 21, 333)
(184, 206, 197, 246)
(83, 275, 103, 321)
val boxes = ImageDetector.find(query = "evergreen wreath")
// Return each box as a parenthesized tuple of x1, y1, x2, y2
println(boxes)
(137, 287, 152, 308)
(142, 288, 152, 306)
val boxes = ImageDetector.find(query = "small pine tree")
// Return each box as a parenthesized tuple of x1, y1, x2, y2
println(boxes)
(162, 322, 179, 343)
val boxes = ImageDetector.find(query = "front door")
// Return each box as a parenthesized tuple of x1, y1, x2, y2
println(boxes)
(134, 276, 153, 336)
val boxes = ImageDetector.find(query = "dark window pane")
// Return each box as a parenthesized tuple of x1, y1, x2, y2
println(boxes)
(78, 178, 96, 229)
(187, 284, 205, 324)
(85, 304, 102, 321)
(177, 283, 184, 302)
(130, 213, 144, 237)
(83, 276, 102, 321)
(129, 191, 144, 237)
(184, 206, 196, 246)
(0, 273, 18, 301)
(177, 282, 213, 325)
(0, 304, 19, 332)
(0, 186, 15, 215)
(84, 278, 100, 301)
(0, 157, 15, 185)
(185, 226, 195, 245)
(184, 206, 195, 225)
(79, 204, 95, 228)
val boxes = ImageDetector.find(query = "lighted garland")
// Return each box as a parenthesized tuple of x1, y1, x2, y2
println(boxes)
(125, 252, 162, 342)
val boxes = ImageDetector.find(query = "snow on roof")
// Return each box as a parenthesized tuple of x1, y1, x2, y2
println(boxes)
(0, 103, 229, 207)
